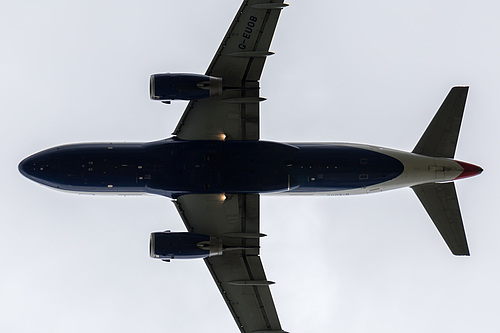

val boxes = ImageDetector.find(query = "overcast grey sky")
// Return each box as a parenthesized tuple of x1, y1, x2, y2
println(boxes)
(2, 0, 499, 332)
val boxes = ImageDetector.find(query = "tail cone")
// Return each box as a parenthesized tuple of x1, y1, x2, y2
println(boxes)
(454, 161, 483, 180)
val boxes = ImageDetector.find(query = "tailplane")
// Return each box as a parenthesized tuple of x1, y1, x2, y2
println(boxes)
(411, 86, 479, 256)
(413, 86, 468, 158)
(412, 183, 469, 255)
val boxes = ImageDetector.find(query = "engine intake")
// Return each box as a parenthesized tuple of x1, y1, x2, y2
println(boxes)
(150, 231, 223, 260)
(150, 73, 222, 102)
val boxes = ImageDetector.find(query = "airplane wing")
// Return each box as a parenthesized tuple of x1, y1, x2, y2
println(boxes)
(170, 3, 288, 331)
(173, 0, 288, 141)
(174, 194, 286, 333)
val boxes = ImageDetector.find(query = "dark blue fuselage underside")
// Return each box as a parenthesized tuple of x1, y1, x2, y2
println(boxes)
(19, 138, 404, 198)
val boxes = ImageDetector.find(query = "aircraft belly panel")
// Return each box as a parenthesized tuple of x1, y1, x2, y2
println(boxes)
(287, 144, 404, 193)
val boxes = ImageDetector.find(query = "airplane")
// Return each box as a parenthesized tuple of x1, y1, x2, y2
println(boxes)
(18, 1, 482, 332)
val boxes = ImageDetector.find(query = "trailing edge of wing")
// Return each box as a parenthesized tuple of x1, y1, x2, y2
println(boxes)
(412, 182, 470, 256)
(173, 0, 287, 141)
(174, 194, 285, 333)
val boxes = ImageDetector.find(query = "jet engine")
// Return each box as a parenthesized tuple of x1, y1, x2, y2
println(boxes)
(150, 73, 222, 102)
(149, 231, 223, 260)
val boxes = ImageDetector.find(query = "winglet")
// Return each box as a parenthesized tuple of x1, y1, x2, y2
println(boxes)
(413, 86, 469, 158)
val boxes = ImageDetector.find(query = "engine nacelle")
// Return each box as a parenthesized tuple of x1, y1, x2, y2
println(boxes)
(149, 231, 223, 260)
(150, 73, 222, 102)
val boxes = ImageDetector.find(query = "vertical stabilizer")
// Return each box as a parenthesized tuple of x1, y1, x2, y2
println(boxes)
(412, 182, 469, 256)
(413, 86, 469, 158)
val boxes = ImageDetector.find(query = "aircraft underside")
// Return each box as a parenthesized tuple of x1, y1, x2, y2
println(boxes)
(18, 1, 483, 332)
(18, 139, 475, 198)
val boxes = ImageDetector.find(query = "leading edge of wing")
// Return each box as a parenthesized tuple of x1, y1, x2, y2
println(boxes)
(173, 1, 288, 141)
(205, 0, 288, 84)
(174, 193, 286, 333)
(205, 254, 285, 333)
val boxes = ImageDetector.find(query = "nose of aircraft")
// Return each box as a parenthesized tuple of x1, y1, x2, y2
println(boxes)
(454, 160, 483, 180)
(18, 150, 54, 182)
(18, 155, 37, 180)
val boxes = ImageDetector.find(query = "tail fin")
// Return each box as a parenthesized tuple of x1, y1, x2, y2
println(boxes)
(412, 86, 469, 158)
(412, 87, 471, 256)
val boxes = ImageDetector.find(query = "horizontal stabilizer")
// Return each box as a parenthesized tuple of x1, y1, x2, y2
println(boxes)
(412, 182, 469, 256)
(413, 86, 469, 158)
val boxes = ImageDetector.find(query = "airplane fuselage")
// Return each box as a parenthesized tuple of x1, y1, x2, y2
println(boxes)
(19, 138, 472, 198)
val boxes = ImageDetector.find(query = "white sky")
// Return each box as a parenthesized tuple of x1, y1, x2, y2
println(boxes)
(2, 0, 498, 332)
